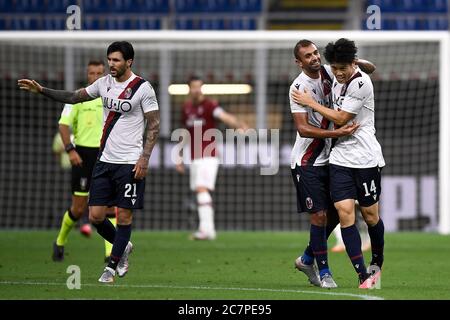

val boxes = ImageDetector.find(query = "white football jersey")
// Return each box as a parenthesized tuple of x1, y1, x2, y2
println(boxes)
(290, 65, 334, 168)
(329, 69, 385, 168)
(85, 72, 159, 164)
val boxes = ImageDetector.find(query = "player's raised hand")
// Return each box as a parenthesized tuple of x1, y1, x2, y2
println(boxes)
(133, 156, 149, 180)
(292, 88, 314, 107)
(18, 79, 43, 94)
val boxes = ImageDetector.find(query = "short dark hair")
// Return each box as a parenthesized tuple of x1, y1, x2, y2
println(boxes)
(107, 41, 134, 61)
(324, 38, 357, 64)
(188, 75, 202, 86)
(293, 39, 315, 60)
(87, 59, 105, 67)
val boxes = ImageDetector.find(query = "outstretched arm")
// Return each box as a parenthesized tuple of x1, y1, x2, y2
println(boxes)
(217, 111, 249, 132)
(291, 89, 354, 127)
(133, 110, 160, 180)
(18, 79, 92, 104)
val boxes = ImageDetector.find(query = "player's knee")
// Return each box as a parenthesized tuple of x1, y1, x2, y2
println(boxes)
(362, 213, 379, 226)
(197, 191, 212, 206)
(116, 208, 133, 225)
(70, 205, 85, 219)
(360, 206, 380, 226)
(310, 211, 327, 226)
(89, 214, 102, 224)
(89, 211, 104, 224)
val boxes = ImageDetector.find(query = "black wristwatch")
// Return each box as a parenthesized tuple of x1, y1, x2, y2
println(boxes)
(65, 143, 76, 153)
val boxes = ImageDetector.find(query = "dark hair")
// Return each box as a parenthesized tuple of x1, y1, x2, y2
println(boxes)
(87, 59, 105, 67)
(188, 75, 203, 86)
(107, 41, 134, 61)
(293, 39, 315, 60)
(324, 38, 357, 64)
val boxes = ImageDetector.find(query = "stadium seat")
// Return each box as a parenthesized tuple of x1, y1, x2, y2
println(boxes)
(199, 18, 225, 29)
(44, 18, 65, 30)
(228, 18, 256, 30)
(83, 17, 100, 30)
(175, 0, 200, 13)
(233, 0, 262, 12)
(83, 0, 110, 13)
(0, 0, 14, 13)
(175, 19, 194, 30)
(122, 0, 169, 13)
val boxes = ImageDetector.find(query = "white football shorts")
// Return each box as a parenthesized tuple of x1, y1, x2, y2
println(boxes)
(190, 157, 220, 191)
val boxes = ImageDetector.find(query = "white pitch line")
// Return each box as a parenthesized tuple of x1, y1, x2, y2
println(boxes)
(0, 280, 384, 300)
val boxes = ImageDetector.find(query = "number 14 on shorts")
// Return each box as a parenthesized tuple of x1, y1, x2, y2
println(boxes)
(363, 180, 377, 200)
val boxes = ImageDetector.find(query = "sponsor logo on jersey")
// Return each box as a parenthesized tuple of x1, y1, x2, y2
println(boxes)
(102, 97, 132, 113)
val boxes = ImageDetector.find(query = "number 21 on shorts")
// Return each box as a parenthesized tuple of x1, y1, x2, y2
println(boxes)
(124, 183, 137, 198)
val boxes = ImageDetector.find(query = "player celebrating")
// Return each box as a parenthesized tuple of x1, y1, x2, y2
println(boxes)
(52, 60, 117, 263)
(176, 76, 248, 240)
(18, 41, 160, 283)
(292, 38, 385, 289)
(290, 39, 373, 288)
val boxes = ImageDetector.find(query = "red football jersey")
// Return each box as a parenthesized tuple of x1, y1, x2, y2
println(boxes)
(182, 98, 221, 159)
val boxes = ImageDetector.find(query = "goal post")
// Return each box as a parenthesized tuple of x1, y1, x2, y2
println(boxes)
(0, 30, 448, 233)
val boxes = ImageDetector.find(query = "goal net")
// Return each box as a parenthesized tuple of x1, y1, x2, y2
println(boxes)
(0, 31, 448, 233)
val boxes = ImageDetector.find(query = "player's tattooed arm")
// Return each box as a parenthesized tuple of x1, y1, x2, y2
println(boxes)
(133, 110, 160, 179)
(41, 87, 92, 104)
(18, 79, 92, 104)
(142, 110, 160, 161)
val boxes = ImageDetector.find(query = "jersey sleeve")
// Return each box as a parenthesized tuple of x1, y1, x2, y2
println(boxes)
(289, 83, 308, 113)
(85, 77, 101, 98)
(340, 77, 371, 114)
(58, 104, 75, 126)
(141, 82, 159, 113)
(212, 103, 225, 119)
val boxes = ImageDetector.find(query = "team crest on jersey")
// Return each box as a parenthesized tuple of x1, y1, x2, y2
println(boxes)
(124, 87, 133, 99)
(306, 197, 313, 210)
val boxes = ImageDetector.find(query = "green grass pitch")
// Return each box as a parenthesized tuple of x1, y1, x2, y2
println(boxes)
(1, 230, 450, 300)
